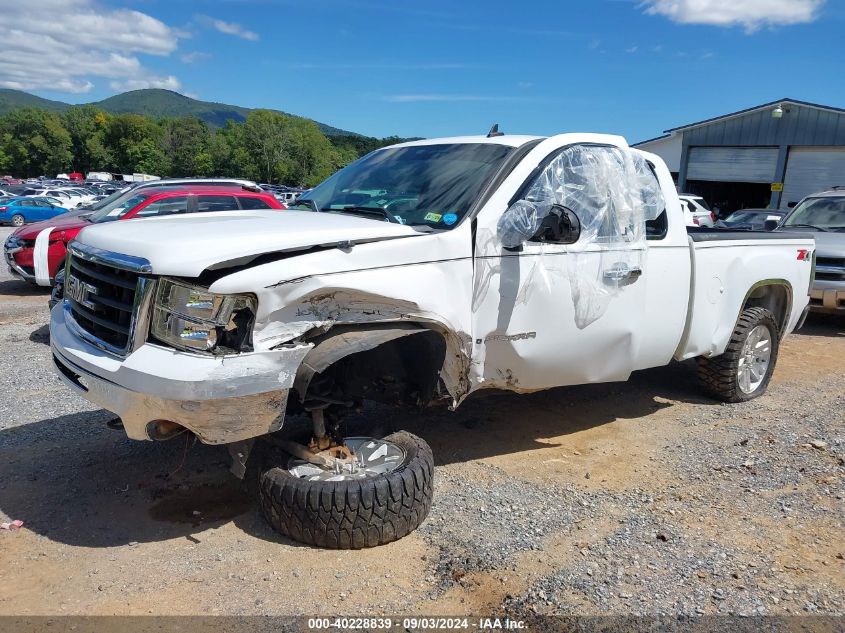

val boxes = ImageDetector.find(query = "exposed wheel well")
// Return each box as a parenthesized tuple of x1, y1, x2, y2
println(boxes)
(742, 282, 791, 337)
(296, 326, 449, 410)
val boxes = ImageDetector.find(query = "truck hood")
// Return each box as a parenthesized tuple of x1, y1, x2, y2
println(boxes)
(777, 228, 843, 257)
(75, 210, 422, 276)
(807, 231, 845, 258)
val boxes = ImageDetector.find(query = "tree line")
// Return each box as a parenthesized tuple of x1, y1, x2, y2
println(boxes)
(0, 106, 410, 186)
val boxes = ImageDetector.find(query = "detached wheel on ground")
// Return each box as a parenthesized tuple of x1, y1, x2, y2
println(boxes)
(11, 214, 25, 227)
(257, 431, 433, 549)
(698, 306, 780, 402)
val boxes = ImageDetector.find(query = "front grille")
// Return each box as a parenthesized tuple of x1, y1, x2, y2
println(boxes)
(815, 256, 845, 281)
(66, 255, 141, 353)
(817, 256, 845, 268)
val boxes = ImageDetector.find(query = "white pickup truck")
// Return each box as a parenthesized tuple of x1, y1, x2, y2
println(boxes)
(49, 133, 815, 549)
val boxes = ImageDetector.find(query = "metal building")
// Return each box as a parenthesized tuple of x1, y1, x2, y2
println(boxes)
(633, 98, 845, 213)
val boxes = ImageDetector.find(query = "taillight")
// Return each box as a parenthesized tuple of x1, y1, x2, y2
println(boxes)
(0, 206, 7, 211)
(693, 218, 700, 225)
(710, 212, 716, 223)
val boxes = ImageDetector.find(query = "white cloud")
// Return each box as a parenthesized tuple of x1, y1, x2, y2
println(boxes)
(181, 51, 211, 64)
(0, 0, 184, 93)
(626, 45, 639, 53)
(642, 0, 826, 32)
(208, 18, 259, 41)
(109, 76, 182, 92)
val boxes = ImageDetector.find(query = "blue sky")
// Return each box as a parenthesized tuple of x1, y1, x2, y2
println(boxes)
(2, 0, 844, 142)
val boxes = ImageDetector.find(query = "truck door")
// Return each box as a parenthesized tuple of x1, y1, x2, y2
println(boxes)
(469, 142, 667, 392)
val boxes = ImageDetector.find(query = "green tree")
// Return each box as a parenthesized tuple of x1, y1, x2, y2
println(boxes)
(280, 117, 340, 187)
(241, 110, 294, 183)
(102, 113, 167, 175)
(159, 117, 213, 177)
(210, 121, 255, 179)
(0, 108, 73, 177)
(63, 105, 111, 173)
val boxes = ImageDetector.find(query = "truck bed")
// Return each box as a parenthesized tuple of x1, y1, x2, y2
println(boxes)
(676, 228, 815, 361)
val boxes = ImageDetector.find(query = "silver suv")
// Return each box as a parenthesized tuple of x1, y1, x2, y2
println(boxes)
(778, 187, 845, 314)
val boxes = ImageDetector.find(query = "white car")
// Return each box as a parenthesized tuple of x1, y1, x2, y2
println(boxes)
(679, 194, 716, 227)
(50, 133, 814, 549)
(25, 188, 84, 208)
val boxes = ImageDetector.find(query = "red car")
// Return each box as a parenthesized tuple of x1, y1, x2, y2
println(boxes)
(4, 186, 284, 286)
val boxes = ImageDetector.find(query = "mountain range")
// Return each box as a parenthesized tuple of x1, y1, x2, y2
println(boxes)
(0, 88, 357, 136)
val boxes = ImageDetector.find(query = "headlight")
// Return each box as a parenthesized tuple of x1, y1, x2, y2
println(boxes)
(151, 278, 257, 354)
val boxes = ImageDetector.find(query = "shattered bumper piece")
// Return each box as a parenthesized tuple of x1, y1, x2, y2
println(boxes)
(49, 304, 312, 444)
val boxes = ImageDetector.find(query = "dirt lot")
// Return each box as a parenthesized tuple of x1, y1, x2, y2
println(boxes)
(0, 225, 843, 618)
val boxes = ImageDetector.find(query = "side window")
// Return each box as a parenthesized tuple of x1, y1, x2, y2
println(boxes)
(238, 196, 272, 210)
(35, 200, 52, 208)
(135, 196, 189, 217)
(643, 162, 668, 240)
(498, 144, 665, 247)
(18, 199, 35, 207)
(196, 195, 238, 212)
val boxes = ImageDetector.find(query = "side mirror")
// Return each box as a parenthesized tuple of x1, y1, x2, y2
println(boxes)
(787, 201, 797, 208)
(532, 204, 581, 244)
(764, 219, 779, 231)
(499, 201, 581, 250)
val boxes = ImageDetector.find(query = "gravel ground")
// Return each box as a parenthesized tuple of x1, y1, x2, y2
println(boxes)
(0, 224, 843, 620)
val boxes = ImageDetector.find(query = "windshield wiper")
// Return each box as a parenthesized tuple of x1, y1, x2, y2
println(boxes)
(333, 206, 401, 224)
(783, 223, 827, 232)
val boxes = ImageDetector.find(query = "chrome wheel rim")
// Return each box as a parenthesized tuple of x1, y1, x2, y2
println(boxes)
(12, 215, 24, 227)
(287, 437, 406, 482)
(737, 324, 772, 394)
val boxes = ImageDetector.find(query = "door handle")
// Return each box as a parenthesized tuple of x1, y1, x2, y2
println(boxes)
(603, 265, 642, 283)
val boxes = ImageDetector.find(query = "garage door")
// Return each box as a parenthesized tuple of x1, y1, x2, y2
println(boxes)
(687, 147, 779, 183)
(781, 147, 845, 209)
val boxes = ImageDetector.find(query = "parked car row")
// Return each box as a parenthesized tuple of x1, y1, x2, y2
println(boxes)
(4, 181, 283, 286)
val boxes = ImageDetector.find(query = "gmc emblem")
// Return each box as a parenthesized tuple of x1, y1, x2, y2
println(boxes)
(66, 274, 98, 310)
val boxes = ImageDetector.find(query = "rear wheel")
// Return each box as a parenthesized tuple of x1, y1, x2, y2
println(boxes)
(256, 431, 433, 548)
(697, 307, 779, 402)
(11, 214, 25, 227)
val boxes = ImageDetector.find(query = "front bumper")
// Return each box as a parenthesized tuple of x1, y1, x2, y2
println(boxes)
(50, 303, 313, 444)
(4, 246, 35, 283)
(809, 280, 845, 313)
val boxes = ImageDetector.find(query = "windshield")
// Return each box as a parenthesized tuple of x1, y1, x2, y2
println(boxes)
(84, 187, 136, 213)
(87, 193, 151, 223)
(293, 143, 513, 228)
(783, 197, 845, 230)
(724, 211, 758, 224)
(688, 197, 711, 211)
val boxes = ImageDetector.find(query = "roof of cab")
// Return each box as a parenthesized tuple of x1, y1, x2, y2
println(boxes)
(388, 135, 544, 149)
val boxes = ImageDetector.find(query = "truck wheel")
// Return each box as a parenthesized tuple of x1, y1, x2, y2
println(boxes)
(11, 214, 25, 227)
(697, 307, 779, 403)
(257, 431, 433, 548)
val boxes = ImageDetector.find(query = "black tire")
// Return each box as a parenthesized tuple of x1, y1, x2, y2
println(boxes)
(11, 214, 25, 227)
(697, 306, 780, 403)
(257, 431, 433, 549)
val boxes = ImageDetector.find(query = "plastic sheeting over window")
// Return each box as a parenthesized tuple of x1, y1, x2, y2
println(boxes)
(496, 145, 665, 328)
